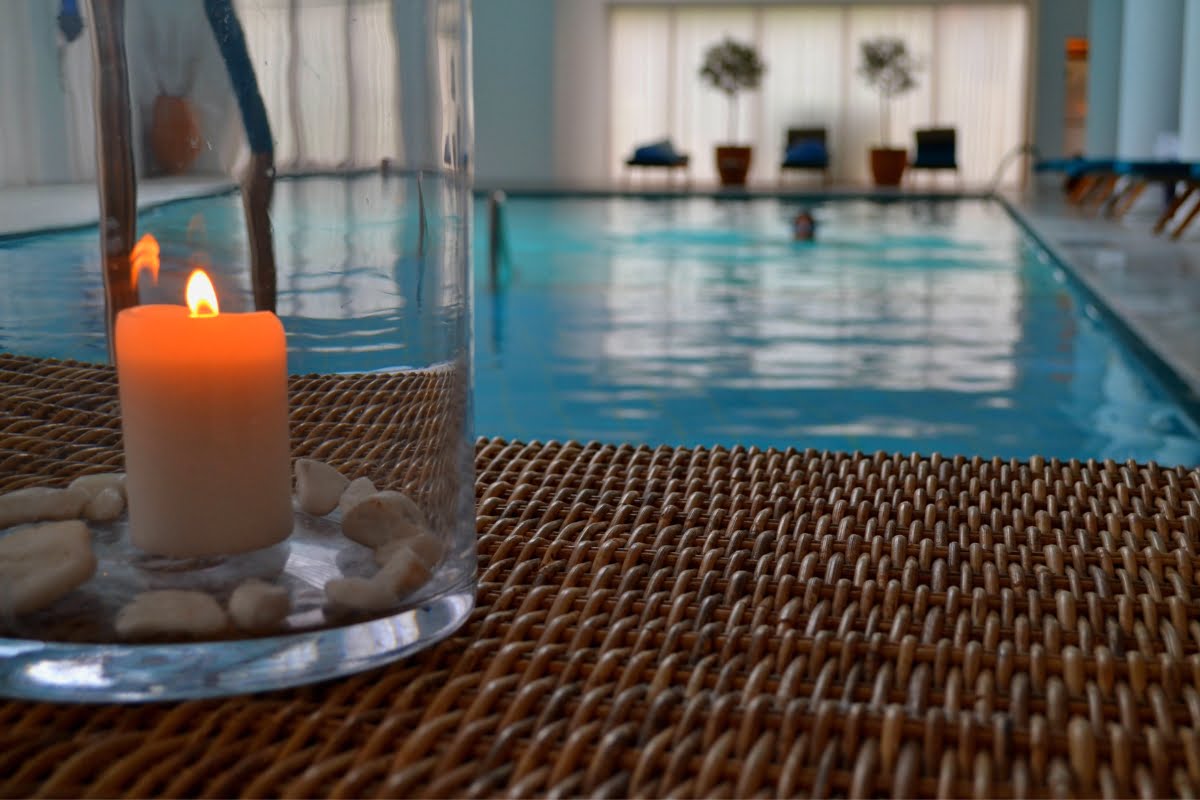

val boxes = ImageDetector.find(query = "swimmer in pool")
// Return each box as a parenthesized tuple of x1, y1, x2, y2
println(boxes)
(792, 209, 816, 242)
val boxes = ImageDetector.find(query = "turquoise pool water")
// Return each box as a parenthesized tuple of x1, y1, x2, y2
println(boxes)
(1, 176, 1197, 462)
(477, 194, 1200, 462)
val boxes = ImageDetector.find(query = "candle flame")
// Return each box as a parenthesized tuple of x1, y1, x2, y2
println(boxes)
(185, 269, 220, 317)
(130, 234, 160, 290)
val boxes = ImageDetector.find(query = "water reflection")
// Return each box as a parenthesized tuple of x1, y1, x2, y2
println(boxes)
(0, 174, 457, 376)
(1, 187, 1197, 462)
(476, 196, 1200, 462)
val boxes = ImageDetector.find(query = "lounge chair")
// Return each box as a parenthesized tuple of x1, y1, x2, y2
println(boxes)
(1157, 163, 1200, 239)
(780, 127, 830, 186)
(1037, 156, 1200, 235)
(908, 128, 958, 185)
(625, 139, 690, 185)
(1102, 160, 1194, 220)
(1032, 156, 1118, 205)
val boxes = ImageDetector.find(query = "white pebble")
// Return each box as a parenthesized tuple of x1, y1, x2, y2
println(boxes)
(375, 542, 432, 597)
(0, 486, 89, 530)
(82, 487, 125, 522)
(376, 532, 443, 570)
(228, 579, 291, 632)
(68, 472, 126, 502)
(342, 491, 424, 548)
(338, 476, 377, 515)
(294, 458, 349, 516)
(0, 520, 96, 614)
(115, 590, 228, 639)
(324, 576, 396, 612)
(390, 492, 427, 527)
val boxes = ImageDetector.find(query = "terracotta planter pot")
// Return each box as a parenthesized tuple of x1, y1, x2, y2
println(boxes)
(715, 146, 753, 187)
(150, 95, 202, 176)
(869, 147, 907, 187)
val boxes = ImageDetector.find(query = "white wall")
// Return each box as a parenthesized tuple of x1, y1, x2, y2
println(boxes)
(472, 0, 557, 187)
(553, 1, 608, 186)
(0, 0, 241, 187)
(0, 0, 1092, 189)
(478, 0, 1077, 188)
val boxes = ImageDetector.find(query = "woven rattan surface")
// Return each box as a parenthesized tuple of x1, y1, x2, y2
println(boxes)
(2, 353, 1200, 798)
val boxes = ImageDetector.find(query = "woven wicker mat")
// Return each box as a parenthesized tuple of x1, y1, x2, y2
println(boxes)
(2, 354, 1200, 798)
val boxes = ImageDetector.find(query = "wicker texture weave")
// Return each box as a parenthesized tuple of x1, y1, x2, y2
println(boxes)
(2, 353, 1200, 797)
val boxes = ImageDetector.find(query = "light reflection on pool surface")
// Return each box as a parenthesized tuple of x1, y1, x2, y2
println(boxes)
(0, 176, 1196, 463)
(476, 194, 1200, 462)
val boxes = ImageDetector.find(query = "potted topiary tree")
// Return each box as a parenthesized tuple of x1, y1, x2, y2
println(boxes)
(858, 37, 921, 186)
(700, 37, 766, 187)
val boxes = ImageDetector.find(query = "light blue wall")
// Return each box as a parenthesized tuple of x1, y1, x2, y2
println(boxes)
(1032, 0, 1089, 160)
(1181, 0, 1200, 158)
(1116, 0, 1184, 158)
(472, 0, 556, 187)
(1085, 0, 1122, 156)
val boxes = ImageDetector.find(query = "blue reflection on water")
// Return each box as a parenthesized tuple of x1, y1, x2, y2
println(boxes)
(474, 195, 1200, 463)
(0, 178, 1196, 462)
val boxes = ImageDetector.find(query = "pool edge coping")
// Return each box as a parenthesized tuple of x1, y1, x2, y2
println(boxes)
(996, 192, 1200, 417)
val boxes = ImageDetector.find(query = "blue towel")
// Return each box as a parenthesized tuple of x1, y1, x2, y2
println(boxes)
(783, 139, 828, 166)
(1063, 158, 1115, 178)
(1034, 157, 1081, 173)
(1114, 160, 1192, 179)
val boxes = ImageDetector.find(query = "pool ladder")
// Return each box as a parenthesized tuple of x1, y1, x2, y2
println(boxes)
(487, 190, 507, 292)
(988, 143, 1041, 195)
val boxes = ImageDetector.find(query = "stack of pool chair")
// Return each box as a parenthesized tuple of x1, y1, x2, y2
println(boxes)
(1033, 156, 1117, 206)
(1035, 156, 1200, 239)
(1097, 160, 1194, 221)
(779, 127, 831, 186)
(1148, 162, 1200, 239)
(624, 139, 690, 185)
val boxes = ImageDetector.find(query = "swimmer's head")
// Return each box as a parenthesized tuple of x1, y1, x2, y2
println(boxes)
(792, 209, 816, 241)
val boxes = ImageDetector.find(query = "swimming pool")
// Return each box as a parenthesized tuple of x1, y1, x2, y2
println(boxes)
(476, 194, 1200, 462)
(1, 175, 1197, 462)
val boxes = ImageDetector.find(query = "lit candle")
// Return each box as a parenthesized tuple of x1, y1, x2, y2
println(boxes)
(116, 269, 293, 558)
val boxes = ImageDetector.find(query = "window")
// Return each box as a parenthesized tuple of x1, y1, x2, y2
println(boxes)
(610, 3, 1029, 186)
(236, 0, 400, 170)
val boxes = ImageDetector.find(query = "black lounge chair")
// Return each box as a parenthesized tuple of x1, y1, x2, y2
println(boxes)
(909, 128, 958, 185)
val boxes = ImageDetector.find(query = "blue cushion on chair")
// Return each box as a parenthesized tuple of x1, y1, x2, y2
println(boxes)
(631, 139, 684, 166)
(783, 139, 828, 167)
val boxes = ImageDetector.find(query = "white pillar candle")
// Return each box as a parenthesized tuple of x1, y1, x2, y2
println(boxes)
(116, 270, 293, 558)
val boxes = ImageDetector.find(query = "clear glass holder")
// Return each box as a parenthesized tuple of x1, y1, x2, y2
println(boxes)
(0, 503, 475, 702)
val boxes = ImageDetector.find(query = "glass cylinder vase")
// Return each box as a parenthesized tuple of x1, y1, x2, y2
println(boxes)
(0, 0, 475, 701)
